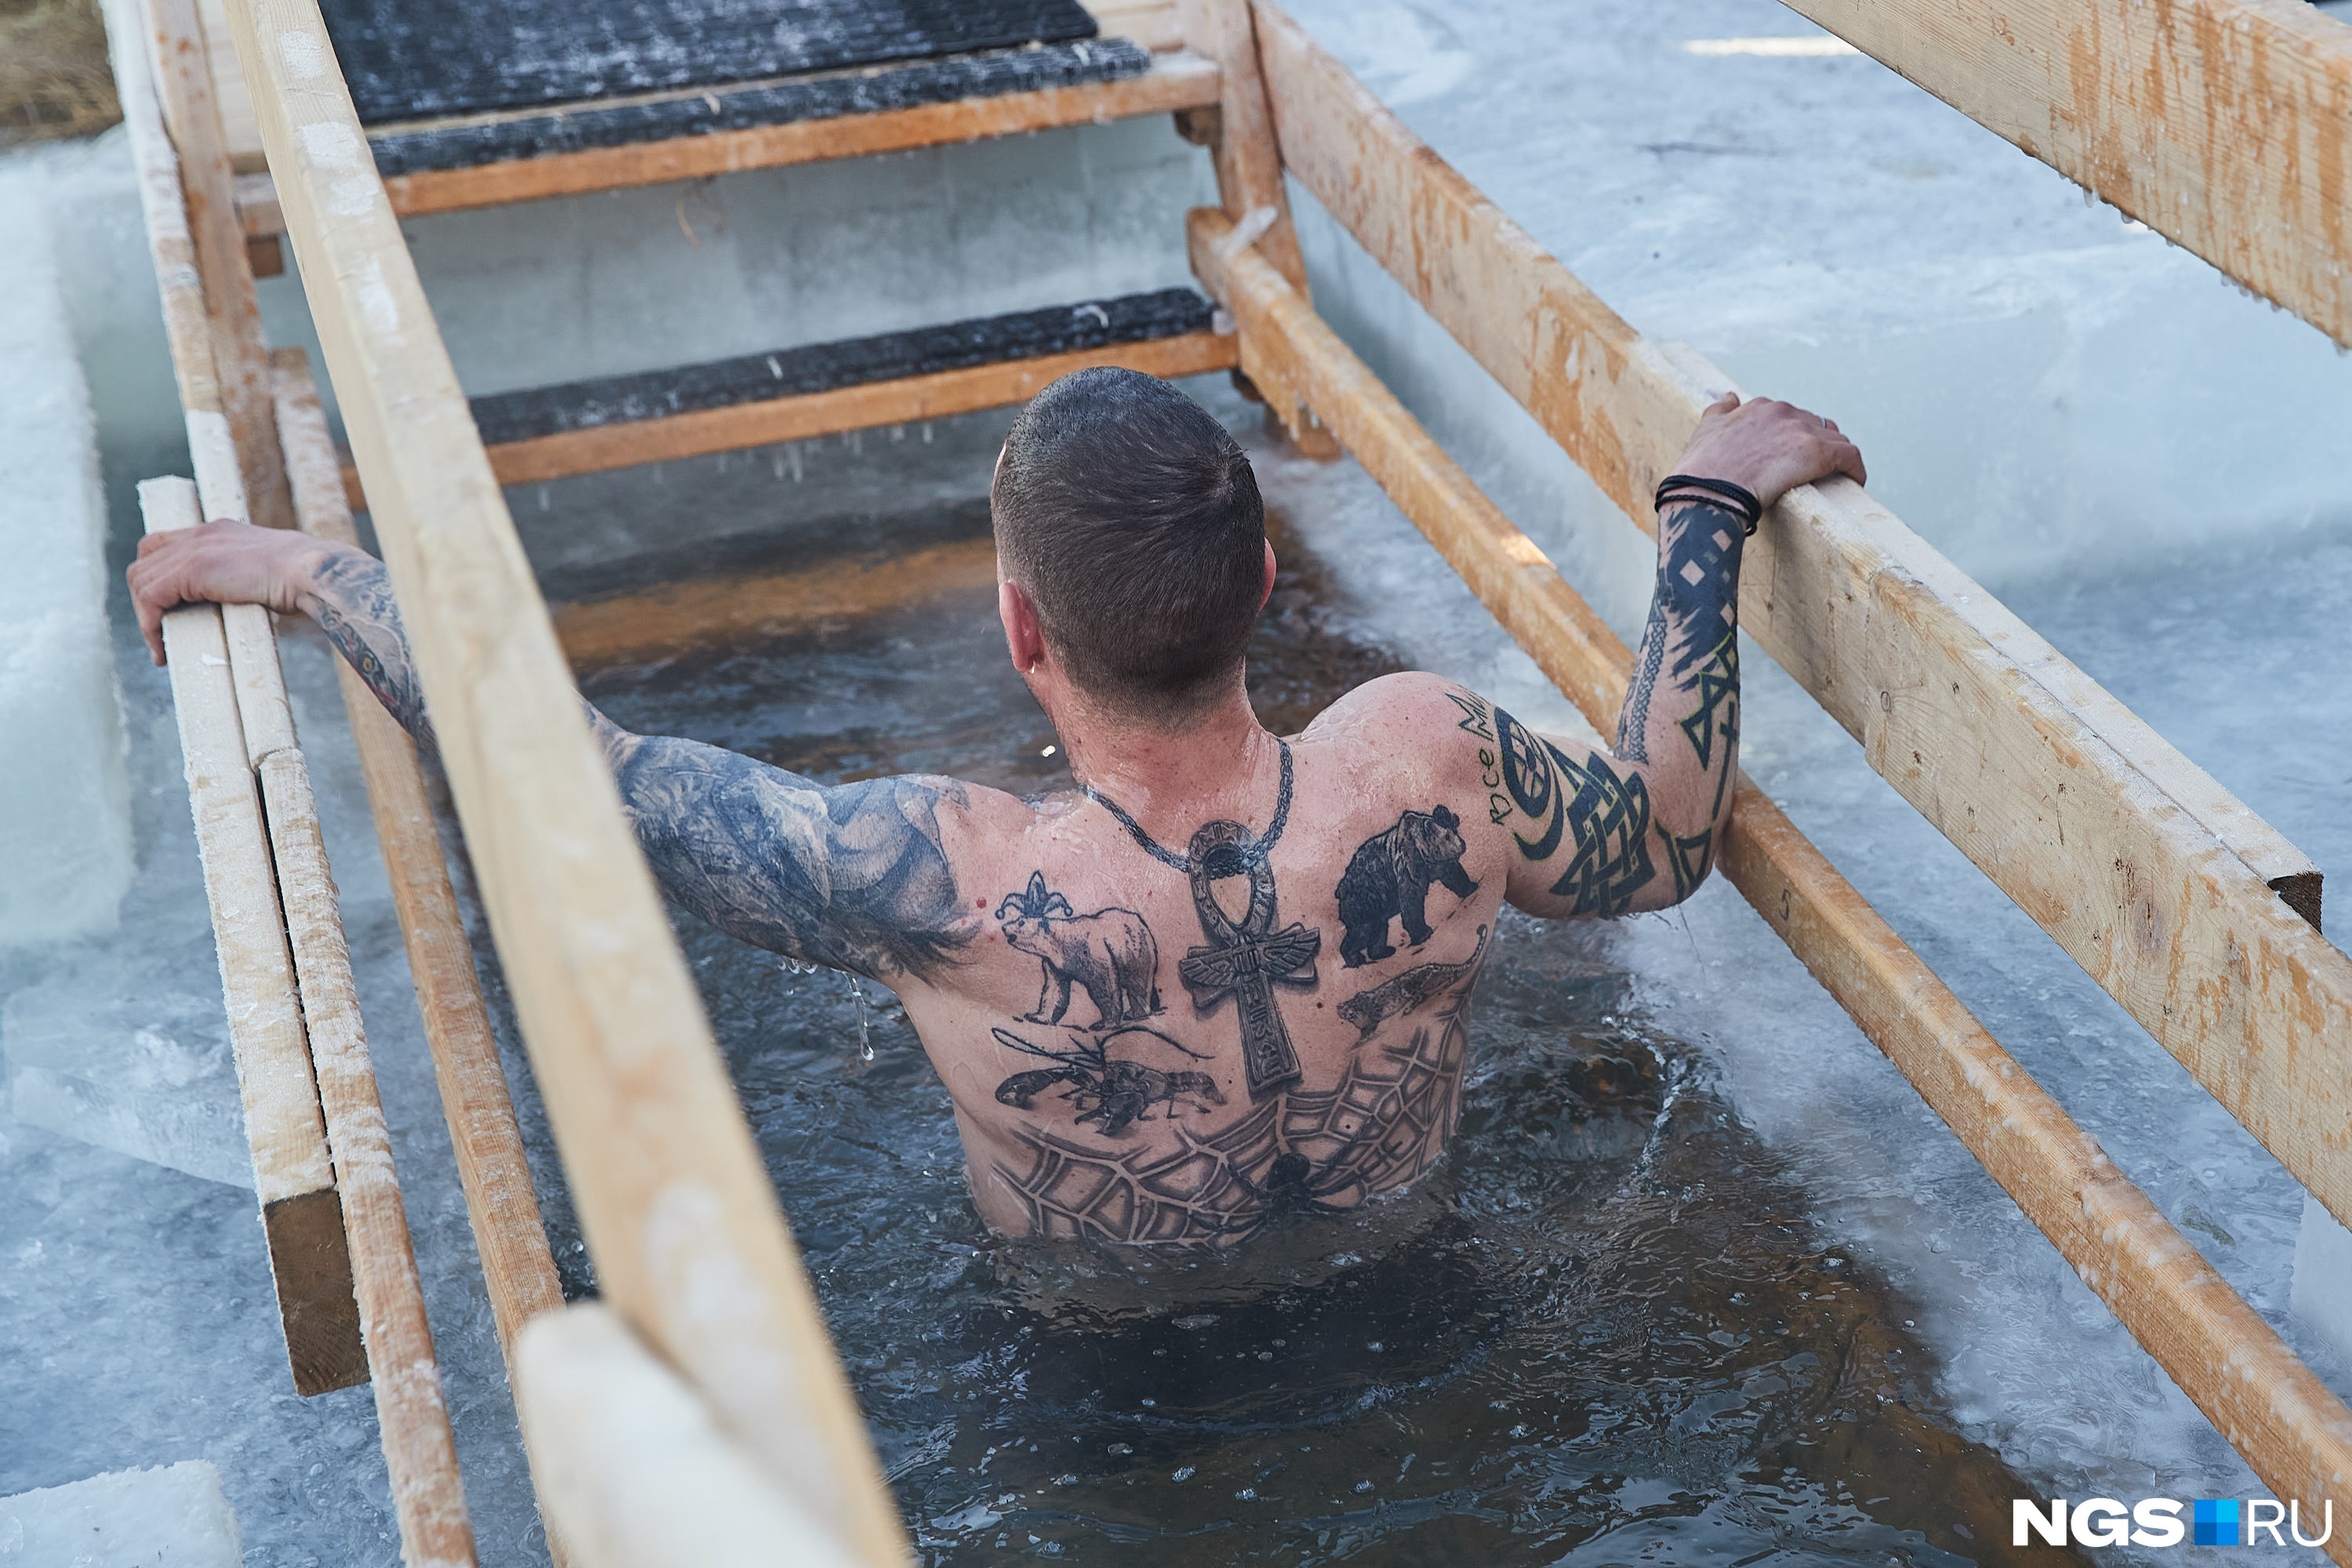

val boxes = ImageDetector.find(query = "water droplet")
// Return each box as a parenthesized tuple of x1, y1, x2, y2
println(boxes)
(847, 975, 874, 1062)
(1171, 1466, 1194, 1482)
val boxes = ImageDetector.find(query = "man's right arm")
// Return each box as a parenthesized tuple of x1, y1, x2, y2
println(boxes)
(129, 524, 980, 982)
(1421, 394, 1863, 921)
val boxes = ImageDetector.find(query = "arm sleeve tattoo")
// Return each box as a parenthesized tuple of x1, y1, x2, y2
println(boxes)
(1614, 495, 1744, 822)
(307, 548, 439, 764)
(1460, 495, 1746, 918)
(603, 730, 972, 980)
(303, 546, 973, 981)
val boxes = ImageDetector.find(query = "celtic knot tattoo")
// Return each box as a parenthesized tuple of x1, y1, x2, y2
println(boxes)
(1494, 705, 1656, 916)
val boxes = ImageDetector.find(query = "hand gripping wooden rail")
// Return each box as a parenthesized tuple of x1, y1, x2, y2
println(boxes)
(1188, 200, 2352, 1563)
(1246, 0, 2352, 1245)
(114, 0, 579, 1558)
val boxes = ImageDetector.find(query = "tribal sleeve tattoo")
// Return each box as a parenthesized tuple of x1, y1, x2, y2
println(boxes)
(1616, 497, 1744, 818)
(299, 545, 974, 981)
(1454, 496, 1746, 917)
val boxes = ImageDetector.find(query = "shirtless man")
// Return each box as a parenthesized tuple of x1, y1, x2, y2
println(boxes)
(129, 368, 1863, 1247)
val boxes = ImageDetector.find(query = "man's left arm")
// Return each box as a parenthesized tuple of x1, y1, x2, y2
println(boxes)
(129, 523, 980, 982)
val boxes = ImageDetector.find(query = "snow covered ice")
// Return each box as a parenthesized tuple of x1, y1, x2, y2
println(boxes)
(3, 0, 2351, 1559)
(0, 1461, 241, 1566)
(0, 169, 131, 951)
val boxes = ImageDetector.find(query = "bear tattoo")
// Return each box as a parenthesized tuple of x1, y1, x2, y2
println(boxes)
(996, 872, 1163, 1028)
(1334, 805, 1479, 967)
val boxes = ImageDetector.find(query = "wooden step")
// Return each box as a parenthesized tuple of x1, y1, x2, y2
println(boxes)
(234, 44, 1214, 249)
(340, 288, 1239, 503)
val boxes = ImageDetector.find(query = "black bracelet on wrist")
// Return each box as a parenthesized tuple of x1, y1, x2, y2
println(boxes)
(1654, 474, 1762, 535)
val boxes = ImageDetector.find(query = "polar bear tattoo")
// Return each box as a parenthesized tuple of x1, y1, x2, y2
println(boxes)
(1334, 805, 1479, 967)
(996, 872, 1163, 1028)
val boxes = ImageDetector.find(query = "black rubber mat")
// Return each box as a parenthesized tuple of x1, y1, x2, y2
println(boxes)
(471, 288, 1218, 446)
(322, 0, 1102, 124)
(371, 38, 1148, 176)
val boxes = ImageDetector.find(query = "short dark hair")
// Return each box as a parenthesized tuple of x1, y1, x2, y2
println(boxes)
(992, 367, 1265, 725)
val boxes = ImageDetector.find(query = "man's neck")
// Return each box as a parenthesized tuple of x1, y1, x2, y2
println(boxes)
(1061, 691, 1282, 842)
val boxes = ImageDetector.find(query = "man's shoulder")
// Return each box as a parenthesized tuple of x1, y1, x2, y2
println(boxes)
(1310, 670, 1482, 730)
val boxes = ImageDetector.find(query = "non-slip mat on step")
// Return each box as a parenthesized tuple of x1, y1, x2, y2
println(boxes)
(470, 288, 1218, 446)
(322, 0, 1102, 123)
(370, 38, 1149, 176)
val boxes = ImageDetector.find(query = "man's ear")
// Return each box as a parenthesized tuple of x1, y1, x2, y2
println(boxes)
(1000, 579, 1047, 674)
(1259, 539, 1278, 612)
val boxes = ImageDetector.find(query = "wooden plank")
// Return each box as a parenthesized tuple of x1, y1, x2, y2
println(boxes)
(230, 52, 1217, 234)
(195, 0, 266, 169)
(278, 350, 568, 1362)
(515, 1306, 866, 1568)
(1175, 0, 1302, 287)
(1245, 2, 2352, 1236)
(220, 2, 909, 1559)
(336, 328, 1239, 508)
(277, 350, 573, 1565)
(233, 169, 278, 234)
(1185, 211, 2352, 1552)
(105, 0, 365, 1396)
(1084, 0, 1185, 53)
(138, 479, 366, 1396)
(143, 0, 292, 533)
(554, 538, 998, 668)
(1780, 0, 2352, 350)
(260, 746, 477, 1566)
(1174, 0, 1335, 455)
(132, 17, 476, 1539)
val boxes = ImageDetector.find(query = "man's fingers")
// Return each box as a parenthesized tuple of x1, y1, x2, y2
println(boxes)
(135, 590, 167, 666)
(1824, 434, 1867, 488)
(126, 553, 186, 666)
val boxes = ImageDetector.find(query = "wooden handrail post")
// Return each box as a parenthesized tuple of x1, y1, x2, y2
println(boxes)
(141, 0, 294, 532)
(1176, 0, 1339, 456)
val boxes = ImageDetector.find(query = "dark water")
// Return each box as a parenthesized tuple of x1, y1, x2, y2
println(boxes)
(555, 511, 2071, 1566)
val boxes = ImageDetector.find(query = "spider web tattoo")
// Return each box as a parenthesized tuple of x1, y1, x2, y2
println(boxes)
(990, 961, 1480, 1246)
